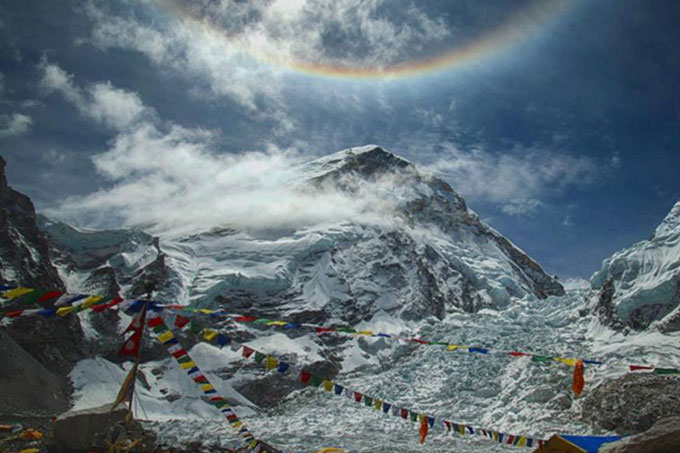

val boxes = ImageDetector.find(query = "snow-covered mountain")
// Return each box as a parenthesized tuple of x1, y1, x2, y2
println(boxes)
(590, 200, 680, 332)
(40, 146, 563, 326)
(3, 147, 678, 452)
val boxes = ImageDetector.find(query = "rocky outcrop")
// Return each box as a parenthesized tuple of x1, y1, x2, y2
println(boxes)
(0, 156, 86, 378)
(49, 403, 156, 452)
(582, 374, 680, 435)
(0, 329, 70, 416)
(0, 156, 63, 290)
(599, 416, 680, 453)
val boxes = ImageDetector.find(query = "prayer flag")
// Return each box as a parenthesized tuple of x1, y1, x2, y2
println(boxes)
(401, 408, 408, 419)
(2, 287, 34, 299)
(277, 362, 290, 374)
(254, 351, 266, 364)
(573, 359, 585, 395)
(419, 415, 429, 444)
(300, 371, 312, 384)
(266, 356, 278, 371)
(242, 346, 255, 358)
(323, 380, 333, 392)
(469, 347, 489, 354)
(235, 315, 257, 323)
(334, 384, 344, 395)
(374, 399, 382, 411)
(382, 402, 391, 414)
(364, 396, 373, 407)
(174, 315, 190, 329)
(217, 334, 230, 347)
(354, 392, 363, 403)
(203, 329, 218, 341)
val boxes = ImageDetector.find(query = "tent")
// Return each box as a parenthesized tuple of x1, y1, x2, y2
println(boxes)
(533, 434, 621, 453)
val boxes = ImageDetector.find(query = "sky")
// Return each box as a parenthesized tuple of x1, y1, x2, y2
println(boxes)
(0, 0, 678, 279)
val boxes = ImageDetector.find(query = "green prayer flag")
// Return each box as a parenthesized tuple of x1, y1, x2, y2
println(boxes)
(364, 396, 373, 407)
(531, 355, 552, 363)
(152, 324, 167, 334)
(410, 411, 418, 422)
(254, 352, 266, 363)
(189, 322, 203, 335)
(254, 318, 272, 324)
(18, 290, 46, 305)
(310, 375, 323, 387)
(655, 368, 680, 375)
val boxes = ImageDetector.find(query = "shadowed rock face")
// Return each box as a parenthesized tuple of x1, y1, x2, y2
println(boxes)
(0, 156, 63, 290)
(582, 373, 680, 435)
(0, 156, 87, 377)
(599, 416, 680, 453)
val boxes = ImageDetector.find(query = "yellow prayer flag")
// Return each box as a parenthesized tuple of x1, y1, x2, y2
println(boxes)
(374, 399, 382, 411)
(248, 440, 258, 448)
(322, 380, 333, 392)
(232, 421, 242, 428)
(492, 431, 498, 441)
(200, 383, 214, 391)
(2, 287, 34, 299)
(447, 345, 464, 351)
(267, 321, 287, 326)
(157, 331, 175, 343)
(203, 329, 217, 341)
(458, 424, 465, 436)
(554, 357, 576, 366)
(180, 361, 196, 370)
(356, 330, 373, 335)
(80, 295, 103, 309)
(56, 306, 75, 317)
(198, 309, 214, 314)
(518, 437, 527, 446)
(266, 356, 278, 371)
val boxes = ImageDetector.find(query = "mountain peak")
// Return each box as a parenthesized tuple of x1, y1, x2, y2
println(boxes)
(652, 199, 680, 240)
(302, 145, 413, 182)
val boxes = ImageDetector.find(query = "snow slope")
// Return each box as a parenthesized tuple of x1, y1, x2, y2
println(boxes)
(590, 200, 680, 331)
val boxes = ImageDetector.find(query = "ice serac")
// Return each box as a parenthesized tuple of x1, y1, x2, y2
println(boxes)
(590, 200, 680, 332)
(162, 146, 563, 323)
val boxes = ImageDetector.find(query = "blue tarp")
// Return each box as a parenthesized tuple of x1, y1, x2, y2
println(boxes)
(560, 435, 622, 452)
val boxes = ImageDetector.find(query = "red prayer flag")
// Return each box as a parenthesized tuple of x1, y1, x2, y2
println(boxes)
(444, 420, 451, 431)
(506, 435, 515, 445)
(316, 327, 336, 334)
(409, 338, 429, 344)
(419, 416, 429, 444)
(509, 351, 530, 357)
(630, 365, 654, 372)
(5, 310, 23, 318)
(118, 306, 147, 357)
(401, 408, 408, 419)
(174, 315, 190, 329)
(38, 291, 63, 303)
(234, 316, 257, 323)
(572, 359, 585, 395)
(242, 346, 255, 358)
(300, 371, 312, 384)
(354, 391, 363, 403)
(147, 316, 164, 327)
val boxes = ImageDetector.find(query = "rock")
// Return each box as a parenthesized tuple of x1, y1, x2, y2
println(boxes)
(599, 416, 680, 453)
(49, 403, 156, 451)
(0, 329, 70, 416)
(50, 403, 128, 451)
(582, 374, 680, 435)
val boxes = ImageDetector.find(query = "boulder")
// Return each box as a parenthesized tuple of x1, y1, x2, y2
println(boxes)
(599, 416, 680, 453)
(582, 374, 680, 435)
(49, 403, 155, 451)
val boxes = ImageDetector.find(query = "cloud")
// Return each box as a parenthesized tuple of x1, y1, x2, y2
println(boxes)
(50, 126, 405, 235)
(39, 63, 401, 235)
(421, 144, 599, 216)
(39, 60, 148, 130)
(0, 113, 33, 137)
